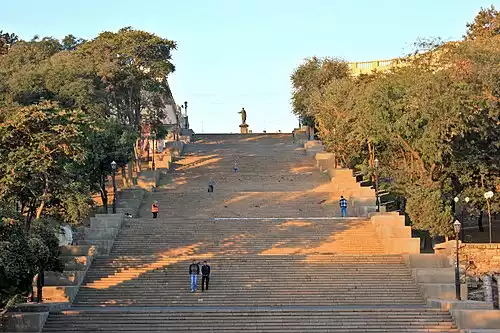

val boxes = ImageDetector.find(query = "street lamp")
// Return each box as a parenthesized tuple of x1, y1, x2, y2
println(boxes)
(453, 219, 461, 300)
(453, 196, 460, 239)
(374, 158, 380, 212)
(484, 191, 494, 243)
(111, 160, 117, 214)
(461, 197, 470, 241)
(151, 132, 156, 170)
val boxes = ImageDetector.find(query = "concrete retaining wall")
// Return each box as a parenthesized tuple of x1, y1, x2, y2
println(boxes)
(435, 241, 500, 277)
(310, 152, 379, 216)
(304, 140, 324, 156)
(370, 213, 420, 254)
(403, 253, 468, 300)
(1, 312, 49, 332)
(427, 299, 499, 330)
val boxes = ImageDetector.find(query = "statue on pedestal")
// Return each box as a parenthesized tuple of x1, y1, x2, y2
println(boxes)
(238, 107, 247, 125)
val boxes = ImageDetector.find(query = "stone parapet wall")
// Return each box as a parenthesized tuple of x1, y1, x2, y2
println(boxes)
(461, 243, 500, 276)
(435, 241, 500, 276)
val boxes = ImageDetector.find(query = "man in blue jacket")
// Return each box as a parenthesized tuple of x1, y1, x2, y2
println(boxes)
(189, 260, 200, 292)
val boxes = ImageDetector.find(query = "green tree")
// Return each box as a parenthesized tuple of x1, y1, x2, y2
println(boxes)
(465, 5, 500, 40)
(81, 121, 137, 212)
(0, 208, 62, 308)
(61, 34, 85, 51)
(291, 8, 500, 237)
(0, 30, 18, 54)
(0, 102, 91, 228)
(78, 27, 177, 127)
(290, 57, 350, 122)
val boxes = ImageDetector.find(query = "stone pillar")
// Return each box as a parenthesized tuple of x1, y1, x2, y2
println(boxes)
(496, 275, 500, 308)
(239, 124, 249, 134)
(484, 274, 494, 303)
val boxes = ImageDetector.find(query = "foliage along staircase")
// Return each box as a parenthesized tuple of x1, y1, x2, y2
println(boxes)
(40, 133, 461, 332)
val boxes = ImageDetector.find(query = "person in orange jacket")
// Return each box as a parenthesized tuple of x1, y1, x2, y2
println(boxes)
(152, 201, 159, 218)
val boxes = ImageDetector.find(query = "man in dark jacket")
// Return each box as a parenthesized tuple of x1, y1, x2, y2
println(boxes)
(201, 261, 211, 292)
(189, 260, 200, 292)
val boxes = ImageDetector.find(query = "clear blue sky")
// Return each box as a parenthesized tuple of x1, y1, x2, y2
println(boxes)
(3, 0, 495, 133)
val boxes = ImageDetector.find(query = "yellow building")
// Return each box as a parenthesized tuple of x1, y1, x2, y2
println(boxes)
(348, 59, 398, 76)
(348, 42, 458, 76)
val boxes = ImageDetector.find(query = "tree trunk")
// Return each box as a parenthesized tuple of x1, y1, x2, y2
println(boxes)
(35, 174, 50, 220)
(134, 94, 141, 130)
(478, 210, 484, 232)
(25, 200, 37, 232)
(35, 200, 46, 220)
(134, 139, 142, 173)
(100, 175, 108, 214)
(121, 165, 127, 187)
(36, 268, 44, 303)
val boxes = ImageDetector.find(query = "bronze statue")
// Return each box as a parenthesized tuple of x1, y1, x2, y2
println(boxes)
(238, 107, 247, 124)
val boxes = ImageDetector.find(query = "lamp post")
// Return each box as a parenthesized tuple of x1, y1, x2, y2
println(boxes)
(111, 160, 117, 214)
(484, 191, 494, 243)
(462, 197, 469, 241)
(454, 219, 461, 300)
(374, 158, 380, 212)
(151, 132, 156, 170)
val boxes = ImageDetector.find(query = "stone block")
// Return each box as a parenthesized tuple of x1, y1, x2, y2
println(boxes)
(428, 299, 494, 310)
(41, 285, 80, 303)
(377, 225, 412, 239)
(76, 239, 114, 256)
(84, 227, 119, 240)
(44, 270, 86, 286)
(1, 312, 48, 332)
(451, 309, 500, 329)
(315, 152, 335, 170)
(304, 140, 323, 149)
(412, 267, 455, 283)
(60, 255, 90, 270)
(137, 170, 161, 189)
(91, 215, 124, 229)
(403, 254, 451, 268)
(59, 245, 96, 257)
(371, 214, 405, 227)
(385, 237, 420, 254)
(421, 282, 468, 300)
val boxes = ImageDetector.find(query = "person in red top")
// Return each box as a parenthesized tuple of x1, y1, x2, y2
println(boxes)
(152, 201, 159, 218)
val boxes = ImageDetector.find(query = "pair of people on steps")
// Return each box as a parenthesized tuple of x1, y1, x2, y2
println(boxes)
(189, 260, 211, 292)
(339, 196, 348, 217)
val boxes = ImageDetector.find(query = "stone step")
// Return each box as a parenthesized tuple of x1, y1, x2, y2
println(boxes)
(42, 309, 459, 332)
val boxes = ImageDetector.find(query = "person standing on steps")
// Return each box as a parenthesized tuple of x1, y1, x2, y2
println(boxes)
(151, 201, 159, 218)
(201, 261, 211, 292)
(339, 196, 348, 217)
(189, 260, 200, 292)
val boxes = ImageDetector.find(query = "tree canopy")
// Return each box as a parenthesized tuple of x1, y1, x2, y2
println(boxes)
(291, 8, 499, 236)
(0, 27, 176, 308)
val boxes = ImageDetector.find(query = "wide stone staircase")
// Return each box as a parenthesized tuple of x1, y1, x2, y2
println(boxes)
(41, 134, 461, 332)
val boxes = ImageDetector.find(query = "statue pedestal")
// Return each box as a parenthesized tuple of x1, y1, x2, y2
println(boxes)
(239, 123, 249, 134)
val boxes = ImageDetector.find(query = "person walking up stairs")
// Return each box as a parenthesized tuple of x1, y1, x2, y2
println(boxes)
(339, 195, 348, 217)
